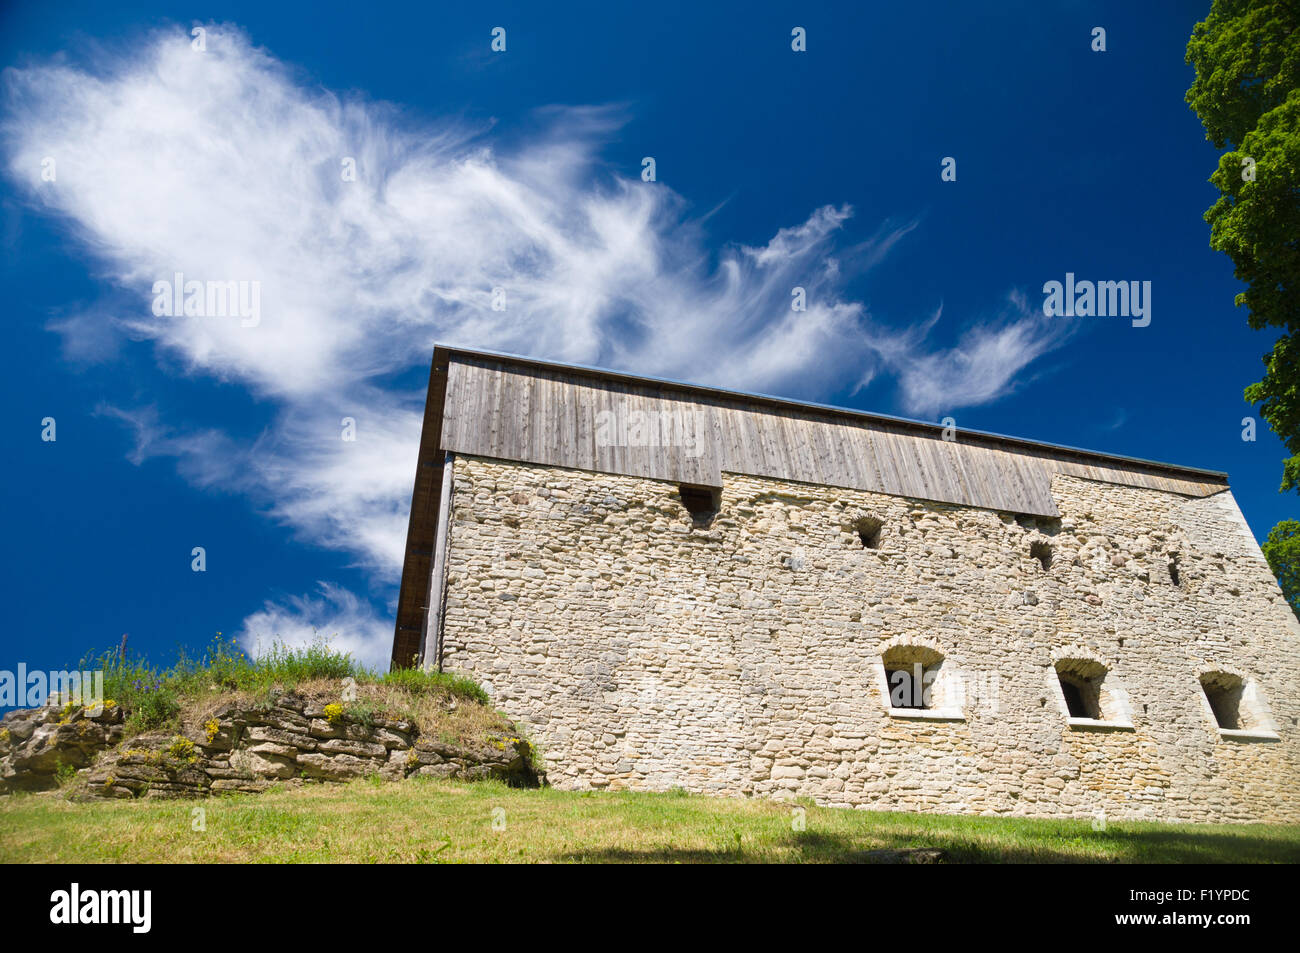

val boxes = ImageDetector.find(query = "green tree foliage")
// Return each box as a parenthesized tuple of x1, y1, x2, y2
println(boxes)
(1261, 519, 1300, 615)
(1186, 0, 1300, 477)
(1187, 2, 1300, 604)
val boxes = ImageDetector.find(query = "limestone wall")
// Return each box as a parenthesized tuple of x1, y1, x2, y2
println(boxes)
(440, 454, 1300, 822)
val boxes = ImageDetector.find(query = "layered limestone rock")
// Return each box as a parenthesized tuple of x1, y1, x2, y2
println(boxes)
(0, 689, 537, 798)
(0, 701, 125, 791)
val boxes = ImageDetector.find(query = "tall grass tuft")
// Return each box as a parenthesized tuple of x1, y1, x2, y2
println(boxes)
(72, 634, 495, 734)
(372, 666, 490, 705)
(81, 635, 362, 731)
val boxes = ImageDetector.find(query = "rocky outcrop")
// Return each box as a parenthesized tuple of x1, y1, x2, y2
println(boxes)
(1, 689, 538, 798)
(0, 702, 126, 792)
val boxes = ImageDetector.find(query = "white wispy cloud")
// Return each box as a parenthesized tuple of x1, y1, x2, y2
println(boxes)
(3, 24, 1070, 663)
(862, 291, 1077, 418)
(239, 582, 392, 669)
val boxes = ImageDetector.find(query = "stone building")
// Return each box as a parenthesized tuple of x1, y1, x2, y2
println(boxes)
(392, 346, 1299, 822)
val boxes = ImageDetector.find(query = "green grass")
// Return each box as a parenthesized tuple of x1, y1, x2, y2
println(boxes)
(78, 635, 488, 735)
(376, 666, 491, 705)
(3, 780, 1297, 863)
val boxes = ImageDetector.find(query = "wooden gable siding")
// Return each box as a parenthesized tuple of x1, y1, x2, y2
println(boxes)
(438, 356, 1227, 515)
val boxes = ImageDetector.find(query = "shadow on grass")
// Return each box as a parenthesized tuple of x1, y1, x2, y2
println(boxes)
(554, 829, 1066, 864)
(1078, 827, 1300, 864)
(552, 825, 1300, 864)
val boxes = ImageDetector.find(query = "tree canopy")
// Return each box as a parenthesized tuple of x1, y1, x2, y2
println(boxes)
(1187, 0, 1300, 441)
(1262, 519, 1300, 615)
(1187, 0, 1300, 611)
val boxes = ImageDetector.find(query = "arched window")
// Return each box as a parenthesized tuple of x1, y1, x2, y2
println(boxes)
(1200, 671, 1245, 729)
(1198, 670, 1279, 741)
(1050, 655, 1133, 730)
(875, 642, 965, 721)
(1055, 659, 1103, 719)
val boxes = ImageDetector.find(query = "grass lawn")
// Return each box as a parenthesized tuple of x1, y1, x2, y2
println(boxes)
(3, 778, 1298, 863)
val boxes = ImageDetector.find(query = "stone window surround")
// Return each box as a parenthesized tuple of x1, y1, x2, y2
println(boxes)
(1048, 650, 1135, 732)
(1195, 665, 1281, 743)
(873, 639, 966, 722)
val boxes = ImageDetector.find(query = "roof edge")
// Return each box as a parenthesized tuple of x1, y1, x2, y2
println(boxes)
(431, 344, 1230, 484)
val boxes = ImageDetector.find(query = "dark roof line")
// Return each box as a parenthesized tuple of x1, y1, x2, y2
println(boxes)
(432, 344, 1229, 483)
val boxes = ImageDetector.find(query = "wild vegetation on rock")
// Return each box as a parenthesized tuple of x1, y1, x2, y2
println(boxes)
(0, 638, 537, 797)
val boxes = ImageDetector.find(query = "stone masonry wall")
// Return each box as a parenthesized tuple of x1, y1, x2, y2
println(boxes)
(440, 454, 1300, 823)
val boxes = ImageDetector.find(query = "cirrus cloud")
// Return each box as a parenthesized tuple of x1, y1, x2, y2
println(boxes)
(2, 24, 1070, 664)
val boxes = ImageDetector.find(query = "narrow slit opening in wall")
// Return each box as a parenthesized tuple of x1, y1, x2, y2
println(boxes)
(1169, 553, 1182, 588)
(679, 484, 720, 528)
(1029, 540, 1052, 571)
(854, 516, 883, 549)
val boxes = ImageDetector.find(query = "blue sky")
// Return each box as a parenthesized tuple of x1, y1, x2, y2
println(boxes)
(1, 1, 1288, 681)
